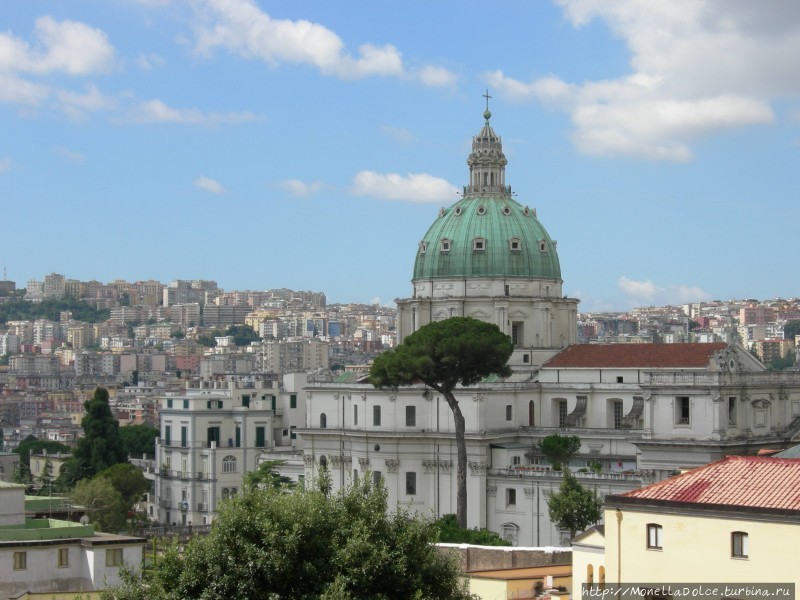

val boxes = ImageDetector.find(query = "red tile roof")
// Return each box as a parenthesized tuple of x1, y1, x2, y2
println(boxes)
(543, 343, 727, 369)
(621, 456, 800, 511)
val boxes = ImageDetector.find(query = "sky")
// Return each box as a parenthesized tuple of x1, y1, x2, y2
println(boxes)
(2, 0, 799, 311)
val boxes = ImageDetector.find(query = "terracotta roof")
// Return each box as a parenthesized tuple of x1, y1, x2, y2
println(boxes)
(542, 343, 727, 369)
(619, 456, 800, 511)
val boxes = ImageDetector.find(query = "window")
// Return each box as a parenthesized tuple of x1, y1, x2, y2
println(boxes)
(354, 405, 358, 425)
(183, 399, 189, 409)
(106, 548, 123, 567)
(167, 399, 173, 409)
(320, 413, 327, 428)
(587, 564, 594, 585)
(255, 426, 265, 448)
(506, 404, 513, 421)
(290, 425, 297, 440)
(616, 376, 623, 383)
(728, 396, 737, 426)
(506, 488, 516, 506)
(207, 426, 220, 448)
(613, 400, 623, 430)
(290, 394, 297, 409)
(406, 406, 416, 427)
(509, 238, 521, 252)
(241, 394, 250, 408)
(406, 471, 416, 495)
(320, 455, 328, 470)
(235, 426, 241, 448)
(511, 322, 523, 347)
(419, 241, 427, 254)
(558, 400, 568, 428)
(473, 237, 485, 251)
(164, 425, 172, 446)
(373, 405, 381, 426)
(373, 471, 382, 486)
(222, 455, 237, 473)
(181, 426, 188, 448)
(538, 240, 547, 252)
(676, 396, 691, 425)
(13, 551, 26, 570)
(732, 532, 748, 558)
(647, 524, 663, 549)
(440, 239, 450, 252)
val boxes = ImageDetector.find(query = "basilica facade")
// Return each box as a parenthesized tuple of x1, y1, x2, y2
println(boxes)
(154, 107, 800, 546)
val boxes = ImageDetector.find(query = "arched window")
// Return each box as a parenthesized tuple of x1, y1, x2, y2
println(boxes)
(528, 400, 535, 427)
(320, 413, 327, 429)
(500, 522, 519, 545)
(587, 564, 594, 585)
(222, 455, 237, 473)
(319, 455, 328, 470)
(599, 566, 606, 590)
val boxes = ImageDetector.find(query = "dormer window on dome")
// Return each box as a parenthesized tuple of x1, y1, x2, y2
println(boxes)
(502, 205, 512, 216)
(509, 238, 521, 253)
(473, 237, 486, 252)
(538, 239, 548, 253)
(454, 206, 462, 216)
(440, 239, 451, 253)
(419, 241, 427, 254)
(476, 205, 486, 216)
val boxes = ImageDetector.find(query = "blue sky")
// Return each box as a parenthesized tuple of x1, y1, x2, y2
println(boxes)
(2, 1, 799, 311)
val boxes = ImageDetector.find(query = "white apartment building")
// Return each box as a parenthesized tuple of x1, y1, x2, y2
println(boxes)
(153, 374, 307, 525)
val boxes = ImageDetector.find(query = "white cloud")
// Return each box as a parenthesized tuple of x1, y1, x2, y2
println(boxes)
(379, 125, 416, 144)
(280, 179, 323, 197)
(415, 65, 457, 88)
(485, 0, 799, 160)
(0, 158, 13, 173)
(136, 52, 165, 71)
(191, 0, 453, 85)
(618, 276, 712, 306)
(194, 176, 226, 194)
(352, 171, 459, 203)
(126, 99, 261, 124)
(0, 16, 115, 75)
(56, 147, 86, 163)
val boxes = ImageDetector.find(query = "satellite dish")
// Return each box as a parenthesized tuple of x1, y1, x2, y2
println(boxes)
(79, 515, 90, 525)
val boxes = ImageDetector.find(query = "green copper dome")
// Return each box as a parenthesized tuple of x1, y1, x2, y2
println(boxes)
(412, 109, 562, 282)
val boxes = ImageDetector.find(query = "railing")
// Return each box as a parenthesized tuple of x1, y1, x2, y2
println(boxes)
(197, 503, 208, 512)
(492, 467, 646, 482)
(159, 499, 171, 508)
(122, 524, 212, 539)
(159, 470, 214, 481)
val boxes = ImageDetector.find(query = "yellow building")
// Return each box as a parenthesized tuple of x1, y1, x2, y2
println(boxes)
(576, 456, 800, 596)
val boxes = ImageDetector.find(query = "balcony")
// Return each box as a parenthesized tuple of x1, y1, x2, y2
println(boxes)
(197, 503, 208, 512)
(159, 499, 171, 508)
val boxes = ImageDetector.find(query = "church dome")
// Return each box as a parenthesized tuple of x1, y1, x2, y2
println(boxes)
(412, 108, 562, 282)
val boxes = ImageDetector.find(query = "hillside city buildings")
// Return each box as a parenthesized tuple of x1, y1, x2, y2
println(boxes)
(3, 107, 800, 597)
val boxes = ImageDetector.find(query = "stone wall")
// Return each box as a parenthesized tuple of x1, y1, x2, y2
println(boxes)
(437, 543, 571, 572)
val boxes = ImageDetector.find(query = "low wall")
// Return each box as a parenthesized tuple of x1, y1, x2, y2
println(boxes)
(437, 543, 571, 572)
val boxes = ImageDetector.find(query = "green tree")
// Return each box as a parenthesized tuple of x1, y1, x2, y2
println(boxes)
(225, 324, 260, 346)
(537, 434, 582, 471)
(434, 514, 511, 546)
(99, 463, 150, 510)
(370, 317, 513, 529)
(784, 320, 800, 342)
(102, 474, 473, 600)
(71, 475, 127, 533)
(73, 388, 127, 479)
(546, 470, 602, 538)
(119, 424, 159, 458)
(244, 459, 295, 491)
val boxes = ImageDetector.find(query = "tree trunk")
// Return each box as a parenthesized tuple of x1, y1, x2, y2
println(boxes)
(444, 392, 468, 529)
